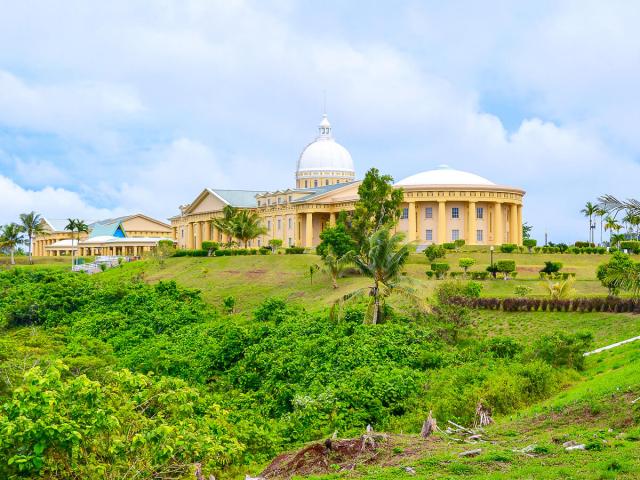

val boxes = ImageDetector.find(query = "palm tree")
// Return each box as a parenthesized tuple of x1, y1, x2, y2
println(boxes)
(65, 218, 89, 266)
(350, 228, 410, 324)
(604, 259, 640, 298)
(595, 207, 607, 245)
(19, 211, 46, 264)
(231, 210, 267, 248)
(604, 216, 622, 246)
(599, 195, 640, 217)
(541, 277, 575, 299)
(581, 201, 598, 244)
(610, 233, 626, 249)
(210, 205, 237, 245)
(0, 223, 25, 265)
(320, 247, 354, 289)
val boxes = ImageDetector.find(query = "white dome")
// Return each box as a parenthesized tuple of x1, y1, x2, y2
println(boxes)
(296, 115, 355, 173)
(395, 165, 495, 187)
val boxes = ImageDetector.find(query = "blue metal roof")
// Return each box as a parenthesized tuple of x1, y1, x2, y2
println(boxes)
(292, 182, 357, 203)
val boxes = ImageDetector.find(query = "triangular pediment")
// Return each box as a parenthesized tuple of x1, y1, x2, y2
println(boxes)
(184, 189, 228, 214)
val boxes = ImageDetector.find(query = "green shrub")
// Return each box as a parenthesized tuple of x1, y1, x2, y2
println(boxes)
(431, 262, 450, 279)
(424, 244, 446, 262)
(574, 241, 594, 248)
(496, 260, 516, 278)
(173, 249, 208, 257)
(458, 257, 476, 273)
(500, 243, 517, 253)
(540, 261, 563, 274)
(620, 241, 640, 253)
(470, 271, 489, 280)
(259, 247, 271, 255)
(434, 280, 482, 304)
(316, 224, 356, 258)
(201, 241, 219, 253)
(484, 337, 523, 359)
(454, 239, 466, 248)
(285, 247, 305, 254)
(442, 242, 456, 250)
(523, 239, 537, 252)
(531, 331, 593, 370)
(514, 285, 532, 297)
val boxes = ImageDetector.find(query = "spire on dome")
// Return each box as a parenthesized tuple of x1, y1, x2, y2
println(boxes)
(318, 114, 332, 139)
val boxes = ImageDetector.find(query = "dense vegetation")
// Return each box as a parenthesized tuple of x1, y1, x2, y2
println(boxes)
(0, 267, 606, 478)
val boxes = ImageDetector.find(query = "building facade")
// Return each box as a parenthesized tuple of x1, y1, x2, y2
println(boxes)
(34, 214, 174, 257)
(171, 115, 525, 249)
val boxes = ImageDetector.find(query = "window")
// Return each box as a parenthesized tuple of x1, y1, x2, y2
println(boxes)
(257, 200, 261, 207)
(452, 229, 460, 241)
(401, 207, 409, 219)
(288, 237, 292, 246)
(476, 207, 483, 219)
(476, 229, 483, 242)
(288, 195, 292, 202)
(452, 207, 459, 219)
(425, 207, 433, 219)
(325, 180, 329, 185)
(288, 218, 292, 229)
(305, 180, 308, 188)
(181, 228, 184, 239)
(314, 180, 318, 187)
(426, 229, 433, 241)
(267, 220, 271, 230)
(257, 239, 261, 247)
(277, 219, 281, 231)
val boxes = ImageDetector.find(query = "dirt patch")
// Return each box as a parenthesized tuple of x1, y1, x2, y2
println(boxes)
(261, 434, 439, 479)
(246, 269, 268, 278)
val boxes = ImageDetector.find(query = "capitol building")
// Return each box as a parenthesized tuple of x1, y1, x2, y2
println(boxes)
(170, 115, 525, 249)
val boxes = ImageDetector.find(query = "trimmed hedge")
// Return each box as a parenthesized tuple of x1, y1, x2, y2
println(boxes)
(449, 296, 640, 314)
(620, 241, 640, 254)
(500, 244, 518, 253)
(173, 249, 208, 257)
(201, 241, 219, 252)
(285, 247, 305, 254)
(442, 242, 456, 250)
(214, 248, 259, 256)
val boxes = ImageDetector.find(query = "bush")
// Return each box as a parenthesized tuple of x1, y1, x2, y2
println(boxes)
(285, 247, 305, 254)
(574, 241, 595, 248)
(500, 244, 517, 253)
(523, 239, 537, 252)
(454, 239, 466, 248)
(316, 224, 356, 258)
(442, 242, 456, 250)
(201, 241, 219, 253)
(173, 249, 208, 257)
(424, 244, 446, 262)
(620, 241, 640, 253)
(470, 271, 489, 280)
(434, 281, 482, 304)
(514, 285, 532, 297)
(259, 247, 271, 255)
(496, 260, 516, 279)
(540, 261, 563, 274)
(431, 262, 450, 279)
(530, 331, 593, 370)
(458, 258, 476, 273)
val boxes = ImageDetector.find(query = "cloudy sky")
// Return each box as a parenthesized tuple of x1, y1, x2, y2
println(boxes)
(1, 1, 639, 242)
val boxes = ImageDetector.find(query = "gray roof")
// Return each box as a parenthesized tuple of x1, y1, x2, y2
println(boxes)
(292, 182, 357, 203)
(43, 218, 72, 232)
(209, 189, 266, 208)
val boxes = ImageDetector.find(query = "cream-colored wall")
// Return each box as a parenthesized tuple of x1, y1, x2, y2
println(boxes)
(122, 216, 171, 235)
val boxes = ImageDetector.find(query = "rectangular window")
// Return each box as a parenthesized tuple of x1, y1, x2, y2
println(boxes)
(288, 237, 292, 246)
(425, 207, 433, 219)
(288, 218, 292, 229)
(426, 229, 433, 241)
(476, 207, 483, 219)
(401, 207, 409, 219)
(452, 207, 459, 219)
(288, 195, 292, 202)
(452, 229, 460, 241)
(476, 229, 483, 242)
(277, 219, 281, 231)
(267, 220, 271, 230)
(257, 239, 261, 247)
(257, 200, 261, 207)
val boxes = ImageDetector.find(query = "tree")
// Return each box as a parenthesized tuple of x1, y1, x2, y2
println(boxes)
(350, 168, 404, 252)
(351, 229, 410, 324)
(523, 238, 537, 253)
(316, 222, 356, 258)
(424, 244, 446, 262)
(581, 202, 598, 245)
(268, 239, 283, 253)
(542, 278, 575, 299)
(604, 216, 622, 246)
(0, 223, 25, 265)
(458, 258, 476, 275)
(233, 210, 267, 247)
(496, 260, 516, 280)
(522, 222, 533, 241)
(19, 212, 46, 264)
(65, 219, 89, 266)
(320, 247, 353, 288)
(600, 251, 640, 298)
(210, 205, 237, 243)
(599, 194, 640, 218)
(595, 207, 607, 245)
(149, 240, 175, 268)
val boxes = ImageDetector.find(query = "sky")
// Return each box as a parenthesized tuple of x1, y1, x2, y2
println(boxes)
(1, 0, 640, 242)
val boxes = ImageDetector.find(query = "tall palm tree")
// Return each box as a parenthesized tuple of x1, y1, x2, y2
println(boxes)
(599, 195, 640, 217)
(604, 216, 622, 246)
(19, 211, 46, 264)
(595, 207, 607, 245)
(0, 223, 25, 265)
(231, 210, 267, 248)
(320, 247, 354, 289)
(65, 218, 89, 266)
(350, 228, 410, 324)
(581, 201, 598, 244)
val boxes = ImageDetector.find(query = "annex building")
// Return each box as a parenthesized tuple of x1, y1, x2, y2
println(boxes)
(171, 115, 525, 249)
(34, 214, 173, 257)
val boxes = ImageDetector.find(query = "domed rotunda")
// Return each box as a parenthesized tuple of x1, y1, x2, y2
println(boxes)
(295, 114, 355, 188)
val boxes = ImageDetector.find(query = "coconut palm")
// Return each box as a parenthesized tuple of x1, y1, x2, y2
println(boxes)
(210, 205, 238, 244)
(231, 210, 267, 248)
(65, 218, 89, 266)
(0, 223, 25, 265)
(581, 201, 598, 244)
(541, 277, 575, 300)
(334, 228, 414, 324)
(320, 247, 354, 289)
(603, 256, 640, 298)
(610, 233, 626, 249)
(599, 194, 640, 217)
(604, 216, 622, 246)
(19, 211, 46, 264)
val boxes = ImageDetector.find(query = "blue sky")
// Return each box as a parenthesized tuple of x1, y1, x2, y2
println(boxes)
(1, 1, 640, 242)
